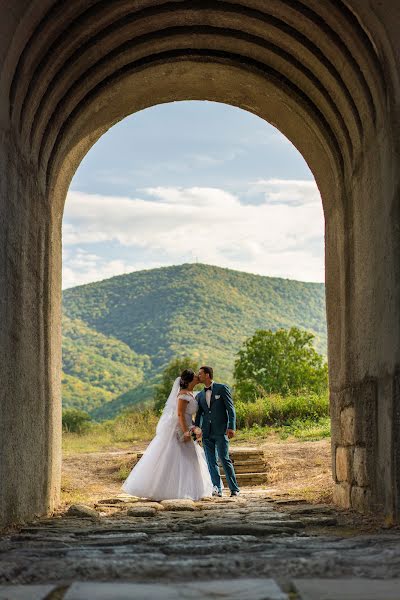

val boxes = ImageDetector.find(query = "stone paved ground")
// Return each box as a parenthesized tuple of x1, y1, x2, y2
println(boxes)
(1, 490, 400, 598)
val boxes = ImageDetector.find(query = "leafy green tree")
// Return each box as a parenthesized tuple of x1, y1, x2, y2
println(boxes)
(62, 408, 92, 433)
(234, 327, 328, 401)
(154, 356, 200, 413)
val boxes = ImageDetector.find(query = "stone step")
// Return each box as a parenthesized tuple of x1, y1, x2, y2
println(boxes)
(63, 579, 288, 599)
(221, 471, 268, 485)
(221, 464, 267, 475)
(3, 579, 400, 600)
(136, 449, 265, 461)
(293, 578, 400, 600)
(135, 449, 268, 482)
(229, 450, 265, 460)
(131, 452, 267, 472)
(0, 585, 56, 600)
(221, 458, 266, 467)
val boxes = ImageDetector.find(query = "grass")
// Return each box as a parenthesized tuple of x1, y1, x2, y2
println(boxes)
(62, 408, 158, 454)
(233, 417, 330, 444)
(60, 474, 95, 506)
(235, 392, 329, 429)
(62, 393, 330, 453)
(276, 416, 331, 441)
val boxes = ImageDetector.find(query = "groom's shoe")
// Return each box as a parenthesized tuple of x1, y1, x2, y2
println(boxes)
(230, 490, 240, 497)
(212, 486, 222, 497)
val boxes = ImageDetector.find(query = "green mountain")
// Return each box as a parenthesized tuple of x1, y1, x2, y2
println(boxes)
(62, 315, 150, 413)
(62, 263, 326, 419)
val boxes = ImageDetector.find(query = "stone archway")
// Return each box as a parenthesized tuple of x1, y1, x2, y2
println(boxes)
(1, 0, 400, 528)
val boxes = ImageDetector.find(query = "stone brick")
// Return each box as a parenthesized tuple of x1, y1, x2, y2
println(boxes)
(127, 507, 157, 517)
(353, 447, 369, 486)
(293, 578, 400, 600)
(336, 446, 352, 482)
(351, 486, 372, 513)
(66, 504, 100, 519)
(64, 579, 288, 599)
(340, 406, 355, 445)
(160, 499, 197, 511)
(333, 482, 351, 508)
(0, 585, 56, 600)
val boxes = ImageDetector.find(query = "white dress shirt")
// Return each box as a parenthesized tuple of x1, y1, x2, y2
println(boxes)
(205, 381, 214, 408)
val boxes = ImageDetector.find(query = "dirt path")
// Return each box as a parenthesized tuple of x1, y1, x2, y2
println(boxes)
(260, 438, 333, 501)
(61, 437, 333, 507)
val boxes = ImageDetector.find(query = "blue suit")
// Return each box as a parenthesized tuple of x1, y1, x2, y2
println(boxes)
(195, 382, 240, 493)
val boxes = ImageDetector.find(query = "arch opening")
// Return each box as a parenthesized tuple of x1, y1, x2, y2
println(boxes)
(1, 0, 399, 528)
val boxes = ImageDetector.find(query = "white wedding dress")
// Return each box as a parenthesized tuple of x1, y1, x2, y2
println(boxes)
(122, 379, 213, 501)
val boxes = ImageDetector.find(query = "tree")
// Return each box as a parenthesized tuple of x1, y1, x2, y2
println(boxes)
(233, 327, 328, 401)
(154, 356, 200, 413)
(62, 408, 92, 433)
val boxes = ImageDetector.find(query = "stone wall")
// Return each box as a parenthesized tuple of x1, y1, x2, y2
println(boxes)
(331, 380, 377, 513)
(0, 134, 62, 527)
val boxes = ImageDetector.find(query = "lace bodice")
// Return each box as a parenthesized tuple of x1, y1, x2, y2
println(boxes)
(178, 392, 198, 426)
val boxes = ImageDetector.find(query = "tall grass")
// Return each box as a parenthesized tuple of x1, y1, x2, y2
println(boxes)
(62, 392, 330, 453)
(62, 408, 158, 454)
(235, 392, 329, 429)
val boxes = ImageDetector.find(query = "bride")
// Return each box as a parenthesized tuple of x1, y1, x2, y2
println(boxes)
(122, 369, 213, 501)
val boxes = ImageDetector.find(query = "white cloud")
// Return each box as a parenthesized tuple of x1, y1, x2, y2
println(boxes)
(62, 249, 140, 289)
(63, 180, 324, 288)
(253, 179, 320, 206)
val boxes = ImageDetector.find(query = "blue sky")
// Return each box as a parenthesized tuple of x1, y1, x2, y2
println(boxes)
(63, 101, 324, 289)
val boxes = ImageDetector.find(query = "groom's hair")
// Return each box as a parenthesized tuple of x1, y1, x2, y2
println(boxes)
(200, 365, 213, 379)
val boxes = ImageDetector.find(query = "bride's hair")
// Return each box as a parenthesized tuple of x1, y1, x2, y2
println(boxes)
(180, 369, 195, 389)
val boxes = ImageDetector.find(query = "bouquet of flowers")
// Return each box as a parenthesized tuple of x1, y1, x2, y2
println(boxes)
(190, 425, 202, 442)
(176, 425, 202, 443)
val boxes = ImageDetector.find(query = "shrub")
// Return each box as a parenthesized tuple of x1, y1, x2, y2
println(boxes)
(105, 408, 158, 442)
(62, 408, 92, 433)
(235, 391, 329, 429)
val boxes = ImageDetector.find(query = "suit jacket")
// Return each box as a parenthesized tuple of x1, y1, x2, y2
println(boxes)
(194, 382, 236, 438)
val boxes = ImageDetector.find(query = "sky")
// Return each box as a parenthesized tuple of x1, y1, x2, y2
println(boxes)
(63, 101, 324, 289)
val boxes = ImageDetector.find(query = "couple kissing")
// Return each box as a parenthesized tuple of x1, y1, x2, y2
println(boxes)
(122, 366, 240, 500)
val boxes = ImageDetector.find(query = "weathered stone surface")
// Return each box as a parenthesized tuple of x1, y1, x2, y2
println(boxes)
(293, 578, 400, 600)
(66, 505, 100, 519)
(333, 482, 351, 509)
(161, 500, 197, 511)
(1, 492, 400, 585)
(201, 523, 299, 536)
(336, 447, 352, 482)
(299, 517, 338, 527)
(340, 407, 355, 446)
(127, 507, 157, 517)
(97, 498, 133, 505)
(353, 447, 368, 486)
(286, 506, 336, 516)
(132, 502, 165, 511)
(274, 499, 305, 505)
(0, 585, 56, 599)
(350, 486, 372, 514)
(64, 579, 287, 599)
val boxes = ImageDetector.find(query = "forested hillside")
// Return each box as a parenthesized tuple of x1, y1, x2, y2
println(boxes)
(62, 263, 326, 419)
(62, 315, 150, 413)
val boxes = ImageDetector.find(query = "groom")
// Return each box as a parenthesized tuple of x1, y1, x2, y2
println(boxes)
(195, 366, 240, 497)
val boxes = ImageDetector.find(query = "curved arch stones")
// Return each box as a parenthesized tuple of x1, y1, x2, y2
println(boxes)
(1, 0, 400, 527)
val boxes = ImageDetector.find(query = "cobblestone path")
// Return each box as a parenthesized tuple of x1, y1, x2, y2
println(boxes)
(1, 490, 400, 598)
